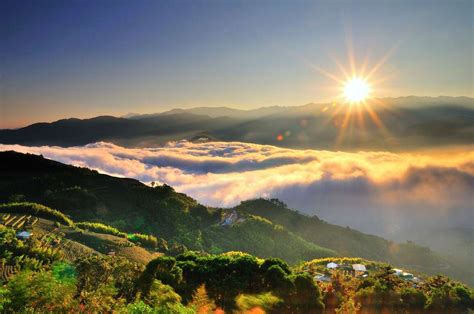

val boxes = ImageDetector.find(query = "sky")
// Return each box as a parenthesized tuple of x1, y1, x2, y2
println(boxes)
(1, 0, 472, 128)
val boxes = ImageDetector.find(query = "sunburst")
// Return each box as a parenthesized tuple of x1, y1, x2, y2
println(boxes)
(343, 77, 371, 103)
(306, 41, 398, 148)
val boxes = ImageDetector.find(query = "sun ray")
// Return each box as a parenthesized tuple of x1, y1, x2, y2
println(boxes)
(365, 43, 399, 81)
(359, 49, 372, 77)
(344, 23, 357, 76)
(310, 63, 346, 84)
(329, 54, 352, 80)
(335, 102, 354, 147)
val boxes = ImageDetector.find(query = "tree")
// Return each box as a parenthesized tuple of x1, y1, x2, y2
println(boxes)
(400, 287, 426, 309)
(138, 257, 183, 297)
(145, 280, 182, 308)
(290, 273, 325, 312)
(6, 270, 77, 312)
(189, 284, 217, 314)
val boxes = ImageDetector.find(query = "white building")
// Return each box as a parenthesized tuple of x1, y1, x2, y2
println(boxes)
(352, 264, 367, 272)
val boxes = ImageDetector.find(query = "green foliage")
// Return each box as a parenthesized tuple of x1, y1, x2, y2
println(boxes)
(400, 287, 426, 308)
(236, 292, 282, 312)
(76, 221, 127, 237)
(128, 232, 163, 249)
(145, 280, 182, 308)
(79, 282, 123, 312)
(52, 261, 76, 284)
(0, 286, 11, 312)
(139, 252, 325, 313)
(5, 270, 77, 312)
(124, 300, 156, 314)
(123, 300, 195, 314)
(0, 242, 473, 313)
(0, 202, 73, 226)
(425, 276, 474, 311)
(0, 225, 60, 269)
(44, 186, 99, 213)
(286, 273, 325, 312)
(75, 255, 143, 300)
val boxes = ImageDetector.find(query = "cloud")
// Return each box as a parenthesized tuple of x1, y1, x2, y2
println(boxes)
(1, 141, 473, 238)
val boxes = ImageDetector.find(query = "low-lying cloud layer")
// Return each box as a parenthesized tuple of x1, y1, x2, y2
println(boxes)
(1, 141, 473, 238)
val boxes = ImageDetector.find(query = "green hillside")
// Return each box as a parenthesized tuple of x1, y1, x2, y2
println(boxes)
(0, 151, 336, 264)
(0, 151, 470, 284)
(235, 199, 471, 283)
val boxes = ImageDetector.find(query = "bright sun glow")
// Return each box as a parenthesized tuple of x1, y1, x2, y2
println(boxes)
(343, 77, 371, 103)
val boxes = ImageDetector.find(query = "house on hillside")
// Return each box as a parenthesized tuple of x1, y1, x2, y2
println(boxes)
(352, 264, 367, 276)
(220, 210, 240, 226)
(327, 262, 338, 269)
(16, 231, 31, 240)
(314, 273, 331, 282)
(393, 268, 416, 281)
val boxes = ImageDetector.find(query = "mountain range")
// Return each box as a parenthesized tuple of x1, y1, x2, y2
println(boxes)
(1, 96, 473, 150)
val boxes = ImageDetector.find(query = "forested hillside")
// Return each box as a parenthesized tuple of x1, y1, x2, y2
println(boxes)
(0, 151, 470, 286)
(0, 151, 335, 263)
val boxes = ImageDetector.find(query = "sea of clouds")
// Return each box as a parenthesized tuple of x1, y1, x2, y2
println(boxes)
(1, 141, 473, 238)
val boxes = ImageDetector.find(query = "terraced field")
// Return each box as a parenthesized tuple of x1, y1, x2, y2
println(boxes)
(2, 212, 157, 265)
(1, 214, 38, 230)
(58, 239, 98, 262)
(0, 262, 18, 282)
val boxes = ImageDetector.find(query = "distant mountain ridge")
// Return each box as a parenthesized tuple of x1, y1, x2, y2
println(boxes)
(1, 96, 473, 150)
(131, 105, 289, 120)
(127, 96, 474, 119)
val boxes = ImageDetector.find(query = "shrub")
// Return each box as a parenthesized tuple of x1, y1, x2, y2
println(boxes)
(127, 233, 160, 249)
(76, 222, 127, 238)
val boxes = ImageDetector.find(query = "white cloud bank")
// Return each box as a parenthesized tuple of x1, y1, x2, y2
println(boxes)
(1, 141, 473, 238)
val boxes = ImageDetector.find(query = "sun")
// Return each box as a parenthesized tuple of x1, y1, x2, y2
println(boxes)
(343, 77, 371, 103)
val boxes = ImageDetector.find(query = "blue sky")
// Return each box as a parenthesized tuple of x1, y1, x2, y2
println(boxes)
(1, 0, 472, 127)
